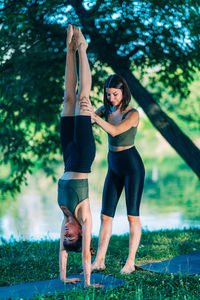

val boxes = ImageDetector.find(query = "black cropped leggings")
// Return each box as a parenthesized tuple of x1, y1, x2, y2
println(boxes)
(60, 115, 96, 173)
(102, 146, 145, 217)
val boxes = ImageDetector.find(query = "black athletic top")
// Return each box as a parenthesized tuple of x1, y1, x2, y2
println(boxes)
(107, 108, 138, 147)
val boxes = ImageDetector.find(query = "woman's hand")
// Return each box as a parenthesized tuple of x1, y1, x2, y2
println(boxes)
(79, 97, 96, 120)
(61, 277, 82, 284)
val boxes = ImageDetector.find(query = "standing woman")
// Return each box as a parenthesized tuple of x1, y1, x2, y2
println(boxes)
(81, 74, 145, 274)
(57, 25, 96, 287)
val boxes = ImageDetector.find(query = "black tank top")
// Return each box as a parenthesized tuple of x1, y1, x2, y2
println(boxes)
(107, 108, 138, 147)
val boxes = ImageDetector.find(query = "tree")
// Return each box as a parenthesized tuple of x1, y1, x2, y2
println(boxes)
(69, 0, 200, 177)
(0, 0, 200, 193)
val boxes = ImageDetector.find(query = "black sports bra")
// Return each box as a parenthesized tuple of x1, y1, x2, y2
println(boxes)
(107, 108, 138, 147)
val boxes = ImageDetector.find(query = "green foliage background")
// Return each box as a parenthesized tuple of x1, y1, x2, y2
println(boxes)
(0, 0, 200, 193)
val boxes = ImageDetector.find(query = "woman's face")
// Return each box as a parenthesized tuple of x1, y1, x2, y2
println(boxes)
(64, 218, 82, 244)
(106, 88, 123, 107)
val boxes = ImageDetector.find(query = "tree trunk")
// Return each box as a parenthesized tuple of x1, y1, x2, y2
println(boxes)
(73, 1, 200, 178)
(117, 68, 200, 177)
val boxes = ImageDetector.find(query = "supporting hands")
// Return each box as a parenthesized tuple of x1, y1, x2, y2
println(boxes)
(59, 248, 81, 285)
(79, 97, 96, 122)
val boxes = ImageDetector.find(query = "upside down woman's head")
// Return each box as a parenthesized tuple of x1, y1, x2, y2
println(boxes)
(63, 217, 96, 255)
(63, 218, 82, 252)
(104, 74, 131, 112)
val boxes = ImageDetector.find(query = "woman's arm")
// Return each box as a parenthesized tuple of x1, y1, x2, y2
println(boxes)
(79, 200, 103, 288)
(59, 218, 68, 281)
(95, 105, 105, 117)
(82, 216, 92, 287)
(90, 105, 105, 124)
(80, 99, 139, 136)
(78, 199, 92, 287)
(59, 217, 81, 284)
(93, 111, 139, 136)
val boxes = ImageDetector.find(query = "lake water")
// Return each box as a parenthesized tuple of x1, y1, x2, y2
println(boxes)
(0, 162, 199, 242)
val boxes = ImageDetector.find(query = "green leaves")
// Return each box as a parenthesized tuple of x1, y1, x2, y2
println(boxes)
(1, 0, 200, 192)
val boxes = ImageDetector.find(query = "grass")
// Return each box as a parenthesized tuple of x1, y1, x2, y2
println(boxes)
(0, 228, 200, 299)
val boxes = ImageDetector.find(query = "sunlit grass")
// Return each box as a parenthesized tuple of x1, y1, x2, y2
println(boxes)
(0, 229, 199, 299)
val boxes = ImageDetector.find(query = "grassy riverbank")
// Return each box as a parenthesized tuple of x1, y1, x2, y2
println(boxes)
(0, 228, 200, 299)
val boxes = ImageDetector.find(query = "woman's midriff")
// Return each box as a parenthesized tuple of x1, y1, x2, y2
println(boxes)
(109, 144, 135, 152)
(60, 171, 88, 180)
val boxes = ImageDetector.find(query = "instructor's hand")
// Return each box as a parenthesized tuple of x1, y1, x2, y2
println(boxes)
(79, 97, 94, 115)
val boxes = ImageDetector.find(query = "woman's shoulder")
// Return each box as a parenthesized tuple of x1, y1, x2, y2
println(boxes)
(123, 106, 139, 117)
(122, 106, 139, 126)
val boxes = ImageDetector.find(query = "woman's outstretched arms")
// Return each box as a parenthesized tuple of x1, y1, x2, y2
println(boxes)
(93, 111, 138, 136)
(80, 99, 139, 136)
(89, 105, 105, 124)
(76, 199, 103, 288)
(77, 200, 92, 287)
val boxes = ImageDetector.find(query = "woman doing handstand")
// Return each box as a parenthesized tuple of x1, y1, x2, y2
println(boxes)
(57, 25, 96, 288)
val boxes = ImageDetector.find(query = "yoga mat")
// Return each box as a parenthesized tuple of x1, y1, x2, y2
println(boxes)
(139, 250, 200, 275)
(0, 274, 126, 300)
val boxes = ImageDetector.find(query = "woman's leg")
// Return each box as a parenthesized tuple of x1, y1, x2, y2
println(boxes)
(73, 27, 91, 116)
(121, 149, 145, 274)
(92, 169, 123, 271)
(120, 216, 141, 274)
(62, 24, 77, 117)
(91, 214, 113, 270)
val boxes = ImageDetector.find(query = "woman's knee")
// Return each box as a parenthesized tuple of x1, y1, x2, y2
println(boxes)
(128, 215, 141, 224)
(63, 95, 76, 104)
(101, 214, 113, 223)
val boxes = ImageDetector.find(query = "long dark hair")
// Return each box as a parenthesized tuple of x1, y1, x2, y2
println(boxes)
(63, 234, 82, 253)
(103, 74, 131, 113)
(63, 235, 96, 255)
(63, 230, 96, 255)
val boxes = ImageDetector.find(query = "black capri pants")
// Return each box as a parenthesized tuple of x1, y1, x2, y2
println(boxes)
(101, 146, 145, 217)
(60, 115, 96, 173)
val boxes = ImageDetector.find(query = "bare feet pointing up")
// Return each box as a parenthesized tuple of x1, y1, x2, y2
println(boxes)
(73, 26, 88, 50)
(67, 24, 77, 52)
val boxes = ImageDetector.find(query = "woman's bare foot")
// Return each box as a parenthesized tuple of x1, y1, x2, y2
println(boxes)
(91, 260, 106, 272)
(67, 24, 77, 52)
(73, 26, 88, 50)
(120, 262, 135, 274)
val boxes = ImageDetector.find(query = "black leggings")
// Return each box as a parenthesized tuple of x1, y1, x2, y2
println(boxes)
(60, 116, 96, 173)
(102, 146, 145, 217)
